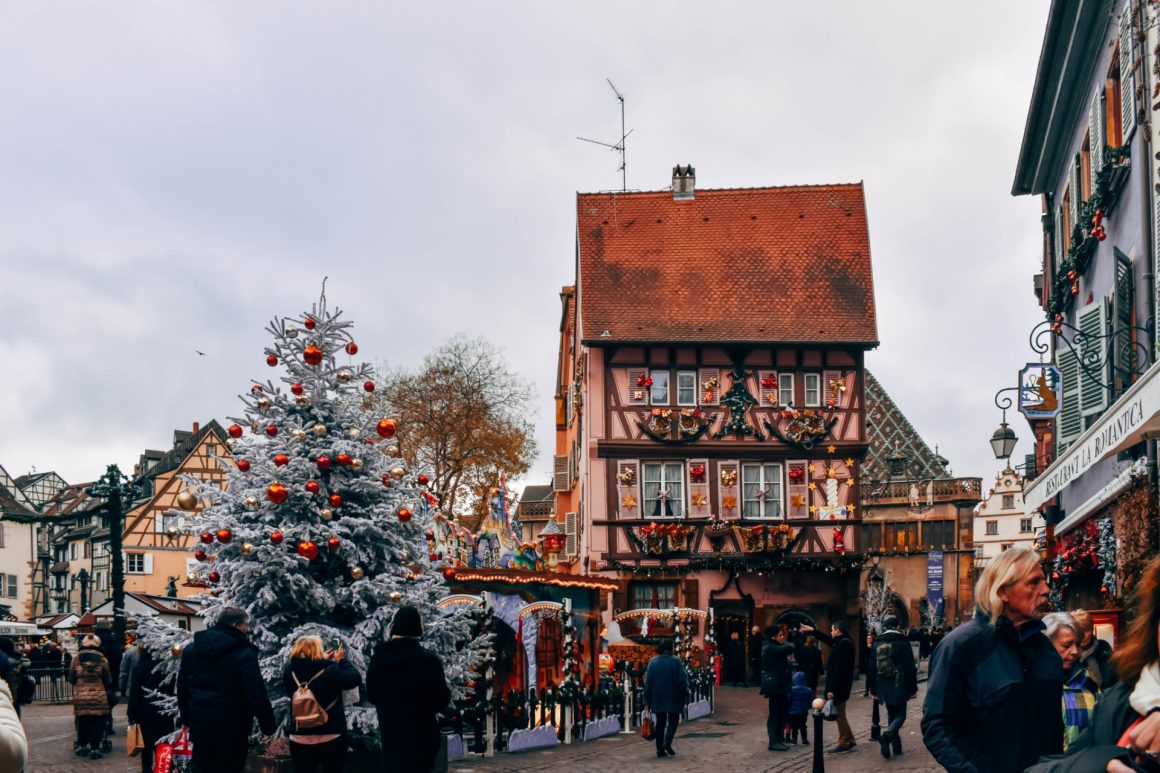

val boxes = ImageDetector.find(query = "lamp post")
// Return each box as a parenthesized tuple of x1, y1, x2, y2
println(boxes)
(991, 387, 1020, 467)
(88, 464, 141, 653)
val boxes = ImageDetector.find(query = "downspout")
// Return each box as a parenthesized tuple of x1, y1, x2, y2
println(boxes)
(1134, 0, 1158, 489)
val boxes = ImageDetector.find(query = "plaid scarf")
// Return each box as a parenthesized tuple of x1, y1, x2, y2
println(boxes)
(1062, 665, 1100, 750)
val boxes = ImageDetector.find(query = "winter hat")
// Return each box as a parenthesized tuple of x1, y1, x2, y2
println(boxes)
(81, 634, 101, 649)
(391, 605, 423, 638)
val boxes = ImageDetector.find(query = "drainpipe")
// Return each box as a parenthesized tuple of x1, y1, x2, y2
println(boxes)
(1134, 0, 1159, 487)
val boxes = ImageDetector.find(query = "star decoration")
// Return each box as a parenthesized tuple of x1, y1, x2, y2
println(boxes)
(791, 494, 806, 507)
(826, 445, 837, 454)
(846, 478, 855, 487)
(808, 482, 817, 490)
(845, 458, 856, 468)
(621, 494, 637, 509)
(809, 505, 818, 514)
(847, 504, 856, 513)
(691, 492, 707, 507)
(722, 496, 737, 510)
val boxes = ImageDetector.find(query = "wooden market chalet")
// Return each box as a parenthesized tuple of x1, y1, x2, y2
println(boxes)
(548, 166, 881, 649)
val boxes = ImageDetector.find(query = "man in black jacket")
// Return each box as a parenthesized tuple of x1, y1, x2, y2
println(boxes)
(921, 547, 1062, 773)
(177, 607, 276, 773)
(801, 620, 856, 752)
(760, 625, 795, 752)
(867, 616, 918, 760)
(747, 625, 765, 689)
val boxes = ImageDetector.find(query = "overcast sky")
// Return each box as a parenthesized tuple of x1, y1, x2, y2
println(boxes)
(0, 2, 1049, 494)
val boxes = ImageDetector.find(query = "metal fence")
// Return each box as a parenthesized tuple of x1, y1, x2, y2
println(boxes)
(26, 667, 74, 704)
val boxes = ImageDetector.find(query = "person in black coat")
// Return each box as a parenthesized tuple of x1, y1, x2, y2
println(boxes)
(366, 606, 451, 773)
(866, 616, 918, 759)
(725, 632, 746, 687)
(760, 625, 795, 752)
(794, 635, 824, 695)
(801, 620, 856, 752)
(747, 626, 765, 688)
(177, 607, 277, 773)
(94, 625, 121, 735)
(642, 638, 689, 758)
(282, 635, 362, 773)
(127, 649, 175, 773)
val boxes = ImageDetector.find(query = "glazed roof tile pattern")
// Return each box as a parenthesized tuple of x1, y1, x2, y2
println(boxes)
(576, 184, 878, 344)
(862, 370, 949, 483)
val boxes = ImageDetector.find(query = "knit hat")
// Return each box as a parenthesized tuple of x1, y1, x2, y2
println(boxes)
(81, 634, 101, 649)
(391, 606, 423, 638)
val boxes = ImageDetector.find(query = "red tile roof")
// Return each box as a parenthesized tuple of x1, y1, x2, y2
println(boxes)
(576, 184, 878, 345)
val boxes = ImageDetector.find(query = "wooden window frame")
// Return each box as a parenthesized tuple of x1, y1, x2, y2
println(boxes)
(985, 521, 999, 536)
(1107, 49, 1124, 147)
(642, 461, 686, 518)
(740, 462, 784, 519)
(649, 370, 670, 406)
(803, 373, 822, 407)
(778, 373, 794, 406)
(631, 582, 678, 610)
(676, 370, 697, 406)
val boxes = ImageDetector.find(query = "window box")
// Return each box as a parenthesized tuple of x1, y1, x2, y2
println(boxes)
(733, 523, 793, 553)
(635, 523, 693, 554)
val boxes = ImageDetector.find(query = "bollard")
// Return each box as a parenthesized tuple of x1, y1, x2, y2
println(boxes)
(564, 703, 573, 745)
(870, 697, 880, 741)
(620, 672, 633, 734)
(811, 698, 825, 773)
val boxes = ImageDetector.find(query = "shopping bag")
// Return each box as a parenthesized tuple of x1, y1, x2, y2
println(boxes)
(639, 713, 654, 740)
(154, 727, 193, 773)
(821, 699, 838, 721)
(126, 723, 144, 757)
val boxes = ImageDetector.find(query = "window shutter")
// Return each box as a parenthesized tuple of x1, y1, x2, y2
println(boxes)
(823, 370, 843, 409)
(617, 460, 641, 518)
(154, 512, 164, 533)
(718, 461, 740, 518)
(564, 512, 578, 558)
(1057, 347, 1082, 452)
(1077, 302, 1110, 416)
(1113, 251, 1134, 392)
(1120, 4, 1136, 140)
(699, 368, 720, 405)
(1056, 207, 1066, 266)
(1069, 159, 1081, 229)
(687, 458, 710, 517)
(144, 553, 154, 575)
(786, 459, 809, 519)
(626, 368, 648, 405)
(758, 370, 777, 407)
(553, 455, 572, 492)
(1090, 92, 1105, 185)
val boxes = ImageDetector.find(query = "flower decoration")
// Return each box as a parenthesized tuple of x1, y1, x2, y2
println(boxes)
(637, 373, 654, 388)
(618, 467, 636, 485)
(760, 374, 777, 389)
(721, 469, 738, 487)
(689, 464, 707, 482)
(788, 466, 806, 483)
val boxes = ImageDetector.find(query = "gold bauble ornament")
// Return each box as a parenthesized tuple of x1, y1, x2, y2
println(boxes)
(351, 459, 364, 472)
(320, 508, 334, 521)
(170, 644, 183, 657)
(312, 425, 328, 438)
(350, 566, 365, 581)
(256, 397, 272, 412)
(381, 444, 400, 457)
(244, 496, 260, 510)
(388, 466, 406, 480)
(336, 369, 352, 384)
(389, 591, 402, 603)
(166, 526, 180, 538)
(294, 395, 310, 407)
(176, 491, 198, 510)
(347, 428, 361, 440)
(290, 428, 307, 441)
(241, 542, 255, 556)
(400, 550, 410, 561)
(285, 325, 299, 339)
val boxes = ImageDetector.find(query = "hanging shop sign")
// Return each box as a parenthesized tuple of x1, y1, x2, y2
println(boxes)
(1018, 363, 1063, 420)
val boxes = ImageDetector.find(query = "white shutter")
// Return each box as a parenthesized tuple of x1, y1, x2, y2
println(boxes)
(698, 368, 720, 405)
(617, 460, 640, 517)
(823, 370, 842, 408)
(1069, 159, 1081, 228)
(626, 368, 648, 405)
(1121, 4, 1136, 140)
(1057, 207, 1066, 264)
(144, 553, 154, 574)
(1057, 347, 1083, 452)
(553, 455, 572, 492)
(1090, 92, 1105, 184)
(758, 370, 777, 407)
(154, 512, 164, 533)
(564, 512, 578, 557)
(1077, 302, 1110, 416)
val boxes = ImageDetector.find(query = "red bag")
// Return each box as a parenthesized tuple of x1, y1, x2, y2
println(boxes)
(154, 728, 193, 773)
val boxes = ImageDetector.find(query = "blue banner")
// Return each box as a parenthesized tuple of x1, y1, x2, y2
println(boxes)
(927, 550, 945, 621)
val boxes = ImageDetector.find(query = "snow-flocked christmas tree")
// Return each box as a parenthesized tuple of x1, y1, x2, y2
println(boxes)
(139, 288, 490, 742)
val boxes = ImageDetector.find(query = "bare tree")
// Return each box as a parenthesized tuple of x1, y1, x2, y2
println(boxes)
(372, 335, 537, 516)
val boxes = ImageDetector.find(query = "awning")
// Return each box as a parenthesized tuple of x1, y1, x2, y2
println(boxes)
(1025, 362, 1160, 515)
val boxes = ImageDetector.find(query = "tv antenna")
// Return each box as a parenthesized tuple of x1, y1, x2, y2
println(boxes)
(578, 78, 632, 191)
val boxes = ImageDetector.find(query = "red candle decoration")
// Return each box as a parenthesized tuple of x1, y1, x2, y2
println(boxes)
(200, 532, 214, 544)
(228, 424, 243, 438)
(303, 345, 324, 366)
(267, 483, 289, 504)
(270, 531, 284, 545)
(265, 425, 279, 437)
(298, 541, 319, 560)
(304, 316, 316, 330)
(316, 456, 332, 471)
(266, 354, 278, 367)
(274, 453, 289, 467)
(376, 418, 397, 439)
(236, 459, 251, 473)
(291, 383, 304, 395)
(363, 381, 375, 392)
(345, 341, 358, 355)
(305, 481, 321, 495)
(397, 508, 413, 523)
(216, 529, 233, 544)
(327, 537, 341, 550)
(328, 493, 343, 508)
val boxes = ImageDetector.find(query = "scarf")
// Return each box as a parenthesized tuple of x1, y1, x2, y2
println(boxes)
(1129, 661, 1160, 717)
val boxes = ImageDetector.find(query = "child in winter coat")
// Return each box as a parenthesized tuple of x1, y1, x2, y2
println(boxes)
(787, 671, 812, 744)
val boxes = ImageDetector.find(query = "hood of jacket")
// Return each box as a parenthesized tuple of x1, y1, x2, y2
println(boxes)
(373, 637, 425, 666)
(76, 649, 105, 673)
(792, 671, 807, 687)
(190, 624, 251, 660)
(879, 629, 906, 644)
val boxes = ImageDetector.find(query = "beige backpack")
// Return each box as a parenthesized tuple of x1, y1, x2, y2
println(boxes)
(291, 668, 337, 730)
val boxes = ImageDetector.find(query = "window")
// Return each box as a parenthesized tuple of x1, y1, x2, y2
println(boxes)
(126, 553, 146, 574)
(676, 371, 697, 406)
(1080, 136, 1092, 202)
(985, 521, 999, 536)
(1002, 495, 1015, 510)
(632, 583, 677, 610)
(860, 523, 882, 552)
(159, 512, 182, 534)
(1107, 46, 1124, 146)
(5, 575, 16, 599)
(923, 521, 956, 550)
(642, 462, 685, 517)
(649, 371, 669, 405)
(778, 373, 794, 406)
(884, 522, 919, 549)
(804, 374, 821, 406)
(69, 543, 78, 561)
(1020, 518, 1033, 533)
(974, 545, 984, 558)
(741, 463, 783, 518)
(83, 541, 91, 559)
(1001, 543, 1013, 551)
(0, 524, 5, 548)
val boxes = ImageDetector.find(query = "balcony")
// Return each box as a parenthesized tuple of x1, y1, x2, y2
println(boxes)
(863, 477, 983, 506)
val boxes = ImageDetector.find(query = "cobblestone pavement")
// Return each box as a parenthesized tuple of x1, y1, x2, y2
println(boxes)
(23, 703, 137, 773)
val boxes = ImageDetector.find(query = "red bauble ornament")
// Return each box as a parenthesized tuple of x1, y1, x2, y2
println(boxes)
(265, 425, 279, 437)
(303, 345, 324, 366)
(216, 529, 233, 544)
(305, 481, 321, 494)
(377, 418, 397, 439)
(397, 508, 413, 523)
(200, 532, 214, 544)
(328, 493, 343, 507)
(208, 571, 221, 583)
(266, 355, 278, 367)
(1052, 571, 1062, 582)
(363, 381, 375, 392)
(194, 549, 207, 562)
(429, 553, 439, 562)
(381, 475, 393, 488)
(316, 456, 332, 471)
(1101, 585, 1110, 595)
(250, 385, 263, 394)
(274, 453, 289, 467)
(417, 474, 429, 486)
(345, 342, 358, 355)
(228, 424, 243, 438)
(267, 483, 289, 504)
(291, 383, 304, 395)
(298, 541, 319, 560)
(336, 453, 352, 466)
(327, 537, 341, 550)
(442, 567, 456, 581)
(270, 531, 284, 545)
(304, 316, 316, 330)
(236, 459, 251, 472)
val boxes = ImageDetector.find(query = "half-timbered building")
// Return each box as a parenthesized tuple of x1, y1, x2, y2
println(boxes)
(555, 167, 879, 647)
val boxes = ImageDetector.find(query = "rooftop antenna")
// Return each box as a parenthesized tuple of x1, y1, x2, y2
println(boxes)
(578, 78, 632, 191)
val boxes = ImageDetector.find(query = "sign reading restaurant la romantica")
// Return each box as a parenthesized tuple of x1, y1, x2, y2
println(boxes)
(1041, 398, 1146, 501)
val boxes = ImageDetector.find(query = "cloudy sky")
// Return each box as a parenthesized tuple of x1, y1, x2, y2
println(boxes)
(0, 2, 1049, 493)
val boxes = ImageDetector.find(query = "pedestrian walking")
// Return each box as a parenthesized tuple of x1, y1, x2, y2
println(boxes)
(787, 671, 812, 745)
(921, 546, 1062, 772)
(747, 625, 765, 688)
(1027, 555, 1160, 772)
(127, 647, 175, 773)
(867, 615, 917, 760)
(119, 640, 141, 698)
(94, 624, 121, 737)
(366, 606, 452, 773)
(861, 632, 876, 696)
(177, 607, 277, 773)
(800, 621, 856, 753)
(69, 633, 112, 760)
(1041, 612, 1098, 752)
(795, 634, 824, 696)
(642, 638, 688, 758)
(1071, 608, 1117, 689)
(282, 635, 362, 773)
(726, 631, 746, 687)
(760, 625, 794, 751)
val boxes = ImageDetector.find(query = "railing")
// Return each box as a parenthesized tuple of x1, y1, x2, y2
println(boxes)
(863, 477, 983, 505)
(26, 667, 74, 704)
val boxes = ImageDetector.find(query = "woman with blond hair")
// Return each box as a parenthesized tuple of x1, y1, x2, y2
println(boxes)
(281, 634, 361, 773)
(921, 546, 1063, 772)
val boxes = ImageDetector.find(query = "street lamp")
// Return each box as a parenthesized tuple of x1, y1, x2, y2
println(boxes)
(991, 387, 1020, 466)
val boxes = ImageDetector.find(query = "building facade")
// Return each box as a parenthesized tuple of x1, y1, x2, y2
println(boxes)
(973, 469, 1041, 564)
(555, 167, 879, 648)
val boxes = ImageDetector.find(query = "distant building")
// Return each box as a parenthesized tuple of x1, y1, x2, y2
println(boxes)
(973, 469, 1041, 567)
(514, 484, 555, 545)
(0, 465, 44, 619)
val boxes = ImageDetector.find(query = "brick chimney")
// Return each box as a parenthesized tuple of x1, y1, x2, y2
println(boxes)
(672, 164, 695, 200)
